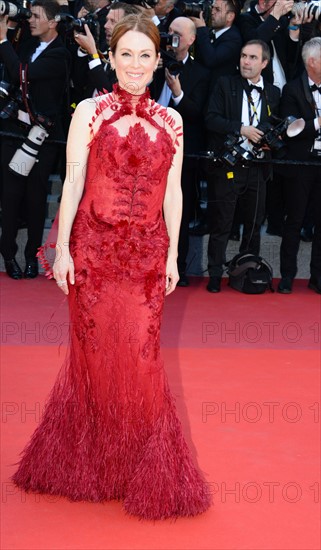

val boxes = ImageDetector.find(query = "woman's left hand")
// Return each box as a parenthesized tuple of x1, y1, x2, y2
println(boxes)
(165, 256, 179, 296)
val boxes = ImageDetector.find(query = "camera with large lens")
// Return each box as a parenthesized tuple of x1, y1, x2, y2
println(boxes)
(121, 0, 158, 6)
(159, 32, 183, 76)
(55, 12, 100, 43)
(0, 0, 31, 21)
(9, 114, 53, 177)
(0, 79, 13, 100)
(0, 82, 23, 120)
(177, 0, 213, 21)
(251, 116, 305, 158)
(220, 133, 254, 166)
(291, 0, 321, 21)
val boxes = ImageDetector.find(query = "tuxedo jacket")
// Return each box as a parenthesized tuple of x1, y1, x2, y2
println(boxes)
(280, 71, 321, 163)
(150, 56, 210, 154)
(0, 35, 71, 140)
(237, 1, 299, 84)
(72, 54, 116, 102)
(194, 24, 242, 85)
(206, 74, 280, 151)
(157, 7, 181, 34)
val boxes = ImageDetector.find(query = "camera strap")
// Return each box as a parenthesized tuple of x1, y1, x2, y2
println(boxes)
(242, 78, 271, 124)
(247, 93, 261, 126)
(19, 62, 36, 125)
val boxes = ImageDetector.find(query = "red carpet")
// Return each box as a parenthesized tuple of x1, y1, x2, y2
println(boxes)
(1, 274, 320, 549)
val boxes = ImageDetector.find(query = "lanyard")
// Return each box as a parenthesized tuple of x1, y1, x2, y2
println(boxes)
(247, 92, 262, 126)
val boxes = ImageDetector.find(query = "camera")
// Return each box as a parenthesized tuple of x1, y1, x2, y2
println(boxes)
(121, 0, 158, 6)
(291, 0, 321, 21)
(0, 0, 31, 21)
(251, 116, 305, 158)
(9, 114, 53, 177)
(177, 1, 213, 22)
(159, 32, 183, 76)
(0, 81, 23, 120)
(220, 133, 254, 167)
(219, 117, 305, 166)
(55, 12, 100, 43)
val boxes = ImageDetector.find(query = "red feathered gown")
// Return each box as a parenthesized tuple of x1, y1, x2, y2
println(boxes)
(12, 85, 211, 520)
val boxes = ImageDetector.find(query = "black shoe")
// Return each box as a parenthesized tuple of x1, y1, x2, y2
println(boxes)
(277, 277, 293, 294)
(266, 226, 283, 237)
(24, 259, 38, 279)
(177, 273, 189, 287)
(207, 276, 221, 293)
(308, 277, 321, 294)
(4, 258, 23, 280)
(300, 228, 313, 243)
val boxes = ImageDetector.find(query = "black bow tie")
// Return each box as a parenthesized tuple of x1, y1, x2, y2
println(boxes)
(249, 85, 263, 94)
(310, 84, 321, 94)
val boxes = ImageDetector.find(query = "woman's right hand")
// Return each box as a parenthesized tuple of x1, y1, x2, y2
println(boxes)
(53, 244, 75, 295)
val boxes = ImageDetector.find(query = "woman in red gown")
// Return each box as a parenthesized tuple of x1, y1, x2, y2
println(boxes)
(12, 14, 211, 520)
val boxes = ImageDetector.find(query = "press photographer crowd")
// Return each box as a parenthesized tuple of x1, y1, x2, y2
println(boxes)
(0, 0, 320, 294)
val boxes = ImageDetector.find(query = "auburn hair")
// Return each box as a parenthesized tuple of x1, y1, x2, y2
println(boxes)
(110, 14, 160, 54)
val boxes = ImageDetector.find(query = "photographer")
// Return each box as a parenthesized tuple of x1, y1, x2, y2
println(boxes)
(73, 0, 111, 53)
(190, 0, 242, 84)
(150, 17, 210, 286)
(0, 0, 71, 279)
(277, 37, 321, 294)
(205, 39, 280, 293)
(154, 0, 181, 32)
(71, 2, 141, 101)
(237, 0, 303, 88)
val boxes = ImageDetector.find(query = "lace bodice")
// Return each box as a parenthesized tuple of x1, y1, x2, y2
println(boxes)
(77, 84, 182, 227)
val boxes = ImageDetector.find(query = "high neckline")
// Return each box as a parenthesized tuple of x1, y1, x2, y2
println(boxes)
(113, 83, 150, 106)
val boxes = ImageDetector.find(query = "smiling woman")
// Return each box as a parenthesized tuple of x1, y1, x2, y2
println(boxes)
(109, 14, 160, 94)
(109, 30, 160, 94)
(12, 14, 211, 521)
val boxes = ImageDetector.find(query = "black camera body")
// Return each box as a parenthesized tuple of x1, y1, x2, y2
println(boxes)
(291, 0, 321, 21)
(0, 0, 31, 21)
(0, 79, 54, 176)
(177, 0, 213, 22)
(221, 133, 254, 167)
(159, 33, 183, 76)
(252, 116, 306, 158)
(0, 80, 23, 120)
(121, 0, 158, 6)
(55, 12, 100, 44)
(252, 121, 286, 158)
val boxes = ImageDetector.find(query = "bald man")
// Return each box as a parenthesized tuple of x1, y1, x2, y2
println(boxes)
(150, 17, 210, 286)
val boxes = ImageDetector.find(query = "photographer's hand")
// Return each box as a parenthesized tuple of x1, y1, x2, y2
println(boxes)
(271, 0, 294, 20)
(74, 24, 97, 56)
(165, 68, 182, 98)
(77, 7, 89, 18)
(289, 4, 314, 27)
(0, 15, 9, 41)
(190, 12, 206, 28)
(240, 125, 264, 143)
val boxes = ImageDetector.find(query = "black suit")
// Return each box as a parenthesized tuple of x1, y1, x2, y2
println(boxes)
(0, 36, 70, 263)
(279, 72, 321, 281)
(150, 56, 210, 273)
(194, 25, 242, 87)
(72, 53, 116, 102)
(237, 1, 299, 85)
(205, 75, 280, 277)
(157, 7, 181, 33)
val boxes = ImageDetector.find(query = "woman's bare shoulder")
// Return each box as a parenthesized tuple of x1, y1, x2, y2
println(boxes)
(165, 107, 183, 128)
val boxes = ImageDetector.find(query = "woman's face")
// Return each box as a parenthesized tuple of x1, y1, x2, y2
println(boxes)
(109, 30, 160, 94)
